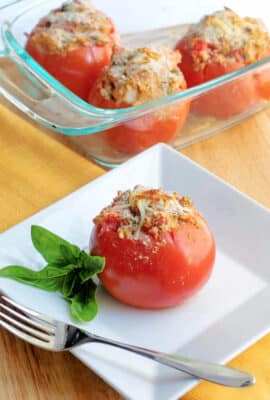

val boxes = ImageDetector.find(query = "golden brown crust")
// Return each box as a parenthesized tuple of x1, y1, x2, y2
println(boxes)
(28, 0, 115, 54)
(94, 186, 196, 241)
(183, 9, 270, 69)
(98, 47, 185, 105)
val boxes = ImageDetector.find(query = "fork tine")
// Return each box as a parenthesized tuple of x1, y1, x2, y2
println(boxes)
(1, 294, 55, 327)
(0, 302, 55, 334)
(0, 317, 52, 349)
(0, 292, 58, 350)
(0, 311, 52, 342)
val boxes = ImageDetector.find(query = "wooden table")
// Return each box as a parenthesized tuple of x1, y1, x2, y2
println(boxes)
(0, 100, 270, 400)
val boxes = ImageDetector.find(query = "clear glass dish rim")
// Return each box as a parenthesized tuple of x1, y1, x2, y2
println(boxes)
(2, 0, 270, 122)
(0, 0, 26, 10)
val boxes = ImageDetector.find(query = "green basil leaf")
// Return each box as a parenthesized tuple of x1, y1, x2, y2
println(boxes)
(79, 251, 105, 282)
(62, 271, 80, 299)
(0, 264, 75, 292)
(31, 225, 81, 265)
(59, 245, 80, 265)
(70, 280, 98, 322)
(0, 225, 105, 324)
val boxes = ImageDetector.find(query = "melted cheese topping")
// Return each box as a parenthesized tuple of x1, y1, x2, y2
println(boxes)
(28, 0, 115, 54)
(99, 47, 185, 105)
(94, 186, 195, 242)
(185, 8, 270, 68)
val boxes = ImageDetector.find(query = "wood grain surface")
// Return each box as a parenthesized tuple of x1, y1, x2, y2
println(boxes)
(0, 101, 270, 400)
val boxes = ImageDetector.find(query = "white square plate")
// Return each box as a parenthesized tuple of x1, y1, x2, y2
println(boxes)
(0, 144, 270, 400)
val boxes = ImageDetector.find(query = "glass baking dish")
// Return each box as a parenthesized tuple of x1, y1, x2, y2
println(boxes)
(1, 0, 270, 167)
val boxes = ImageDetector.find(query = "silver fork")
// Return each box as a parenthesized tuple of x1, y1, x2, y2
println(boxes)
(0, 290, 255, 388)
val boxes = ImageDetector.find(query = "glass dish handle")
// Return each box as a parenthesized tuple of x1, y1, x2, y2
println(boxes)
(0, 45, 114, 136)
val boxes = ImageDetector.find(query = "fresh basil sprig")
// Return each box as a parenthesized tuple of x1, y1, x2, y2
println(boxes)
(0, 225, 105, 323)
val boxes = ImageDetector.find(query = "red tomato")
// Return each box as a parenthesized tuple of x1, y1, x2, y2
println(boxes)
(176, 38, 259, 118)
(255, 62, 270, 100)
(257, 76, 270, 99)
(88, 81, 190, 155)
(91, 210, 215, 309)
(26, 27, 119, 101)
(192, 61, 258, 118)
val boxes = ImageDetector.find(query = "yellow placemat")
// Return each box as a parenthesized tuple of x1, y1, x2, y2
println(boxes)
(184, 334, 270, 400)
(0, 103, 269, 400)
(0, 104, 104, 233)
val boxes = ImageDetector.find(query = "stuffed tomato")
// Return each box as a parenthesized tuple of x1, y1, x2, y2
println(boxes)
(25, 0, 119, 100)
(175, 9, 270, 118)
(88, 47, 190, 154)
(91, 186, 216, 309)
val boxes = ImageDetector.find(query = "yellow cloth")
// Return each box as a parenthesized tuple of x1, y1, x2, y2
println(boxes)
(184, 334, 270, 400)
(0, 103, 269, 400)
(0, 104, 104, 232)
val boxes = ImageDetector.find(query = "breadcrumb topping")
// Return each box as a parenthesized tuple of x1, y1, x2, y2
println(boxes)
(184, 8, 270, 69)
(94, 186, 195, 242)
(98, 47, 185, 105)
(28, 0, 115, 54)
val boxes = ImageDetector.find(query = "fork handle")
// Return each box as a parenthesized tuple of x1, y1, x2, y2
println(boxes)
(80, 332, 255, 387)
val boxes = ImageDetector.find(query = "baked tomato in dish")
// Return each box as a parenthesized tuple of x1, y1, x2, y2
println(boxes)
(88, 47, 190, 155)
(176, 9, 270, 118)
(91, 186, 215, 309)
(255, 65, 270, 100)
(25, 0, 119, 100)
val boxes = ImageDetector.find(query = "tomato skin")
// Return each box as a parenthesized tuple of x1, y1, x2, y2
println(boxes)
(257, 72, 270, 99)
(88, 81, 190, 154)
(192, 61, 258, 118)
(255, 56, 270, 100)
(91, 211, 216, 309)
(177, 38, 206, 88)
(25, 27, 119, 100)
(176, 38, 260, 118)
